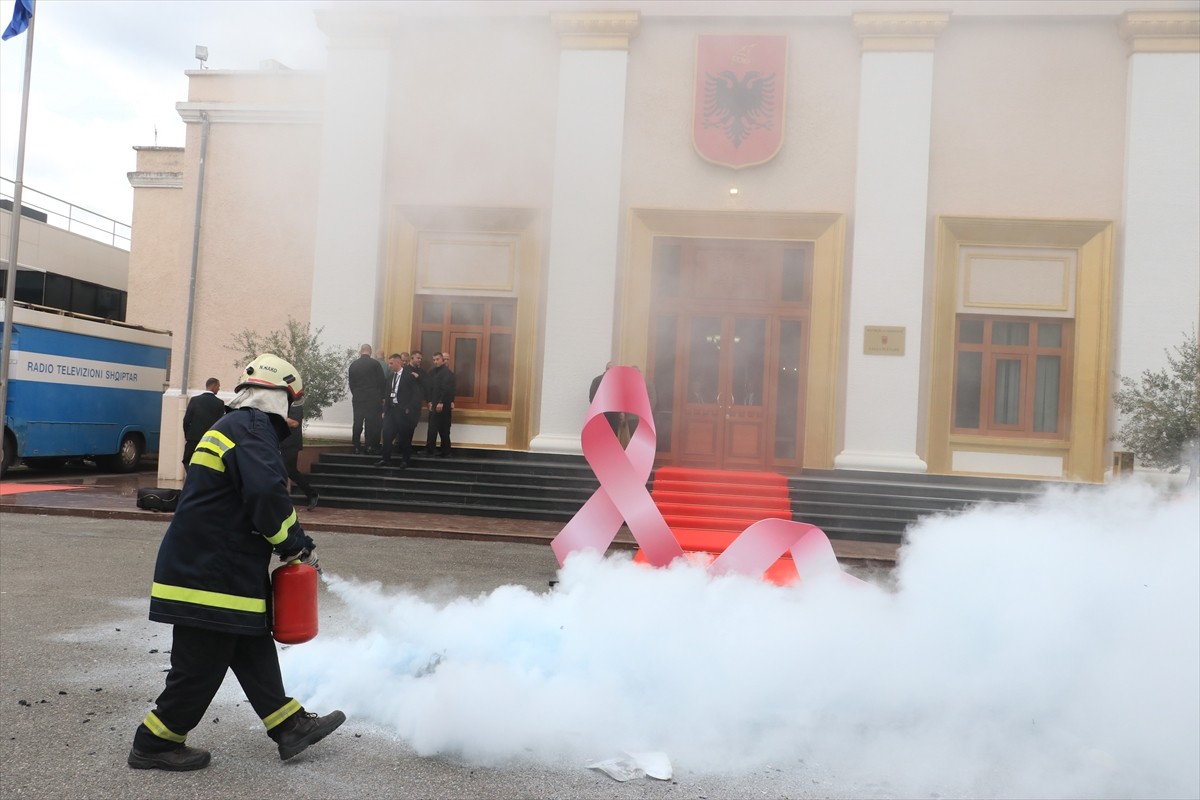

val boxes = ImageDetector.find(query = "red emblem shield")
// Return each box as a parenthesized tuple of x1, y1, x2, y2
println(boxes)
(693, 35, 788, 169)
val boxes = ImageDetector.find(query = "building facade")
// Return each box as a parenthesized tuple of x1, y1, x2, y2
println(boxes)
(127, 1, 1200, 484)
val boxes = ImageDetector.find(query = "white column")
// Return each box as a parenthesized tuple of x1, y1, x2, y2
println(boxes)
(157, 392, 187, 486)
(306, 16, 393, 439)
(836, 13, 947, 474)
(530, 12, 639, 454)
(1117, 13, 1200, 390)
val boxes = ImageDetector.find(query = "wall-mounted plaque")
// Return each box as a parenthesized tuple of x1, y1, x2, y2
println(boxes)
(864, 326, 905, 356)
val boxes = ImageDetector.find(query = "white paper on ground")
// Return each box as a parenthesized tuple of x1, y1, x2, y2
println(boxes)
(586, 751, 672, 782)
(629, 751, 672, 780)
(587, 756, 641, 782)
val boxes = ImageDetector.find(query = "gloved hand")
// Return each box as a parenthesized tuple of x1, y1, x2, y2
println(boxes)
(292, 549, 321, 575)
(280, 534, 320, 574)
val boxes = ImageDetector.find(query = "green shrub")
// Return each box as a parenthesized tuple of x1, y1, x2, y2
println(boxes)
(1112, 329, 1199, 480)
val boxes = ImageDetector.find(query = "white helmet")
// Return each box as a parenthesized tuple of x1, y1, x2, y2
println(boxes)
(235, 353, 303, 402)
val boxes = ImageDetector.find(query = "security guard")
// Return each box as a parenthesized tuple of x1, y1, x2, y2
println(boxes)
(129, 354, 345, 771)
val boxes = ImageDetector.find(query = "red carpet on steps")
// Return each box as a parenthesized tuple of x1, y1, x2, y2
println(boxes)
(637, 466, 800, 584)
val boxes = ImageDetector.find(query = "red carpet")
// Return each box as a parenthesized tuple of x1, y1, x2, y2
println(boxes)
(639, 466, 799, 583)
(0, 483, 86, 496)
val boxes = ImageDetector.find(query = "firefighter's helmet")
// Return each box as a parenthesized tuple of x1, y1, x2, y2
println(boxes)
(236, 353, 303, 402)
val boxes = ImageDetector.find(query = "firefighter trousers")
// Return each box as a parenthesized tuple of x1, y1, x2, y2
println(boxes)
(132, 624, 298, 752)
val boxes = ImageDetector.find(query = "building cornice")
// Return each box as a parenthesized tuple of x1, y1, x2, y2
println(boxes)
(550, 10, 640, 51)
(127, 171, 183, 189)
(1120, 11, 1200, 53)
(176, 103, 322, 125)
(853, 12, 951, 53)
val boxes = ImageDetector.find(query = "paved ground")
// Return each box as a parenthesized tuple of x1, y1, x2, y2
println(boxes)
(0, 462, 898, 798)
(0, 513, 871, 800)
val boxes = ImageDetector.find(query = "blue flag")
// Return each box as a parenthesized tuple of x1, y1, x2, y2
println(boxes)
(2, 0, 33, 41)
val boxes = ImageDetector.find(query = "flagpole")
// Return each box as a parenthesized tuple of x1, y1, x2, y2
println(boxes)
(1, 3, 36, 469)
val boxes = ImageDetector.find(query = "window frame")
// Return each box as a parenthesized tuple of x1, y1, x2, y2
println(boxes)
(413, 295, 516, 411)
(951, 315, 1074, 439)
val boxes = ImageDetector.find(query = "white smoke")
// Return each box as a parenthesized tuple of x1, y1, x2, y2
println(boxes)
(281, 480, 1199, 798)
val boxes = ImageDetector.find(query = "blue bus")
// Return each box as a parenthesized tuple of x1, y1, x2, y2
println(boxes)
(1, 302, 171, 477)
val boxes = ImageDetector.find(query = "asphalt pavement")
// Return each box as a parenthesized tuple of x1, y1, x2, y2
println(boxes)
(0, 513, 871, 800)
(1, 460, 895, 798)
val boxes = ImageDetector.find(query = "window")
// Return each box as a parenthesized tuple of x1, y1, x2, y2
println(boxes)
(952, 315, 1072, 438)
(413, 295, 516, 410)
(0, 268, 127, 320)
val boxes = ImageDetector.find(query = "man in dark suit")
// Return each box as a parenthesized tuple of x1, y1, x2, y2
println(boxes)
(281, 401, 319, 511)
(181, 378, 225, 467)
(375, 353, 422, 468)
(423, 351, 456, 456)
(348, 344, 386, 454)
(588, 361, 622, 436)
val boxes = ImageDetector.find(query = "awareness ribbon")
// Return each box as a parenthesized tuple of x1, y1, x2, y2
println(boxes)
(551, 367, 683, 567)
(553, 365, 861, 585)
(710, 517, 865, 585)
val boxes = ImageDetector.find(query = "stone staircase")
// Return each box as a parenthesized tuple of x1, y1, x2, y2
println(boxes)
(787, 469, 1048, 544)
(298, 449, 1047, 544)
(301, 449, 598, 522)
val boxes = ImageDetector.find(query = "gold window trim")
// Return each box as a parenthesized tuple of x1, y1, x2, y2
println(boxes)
(384, 206, 542, 449)
(928, 216, 1114, 481)
(622, 208, 846, 469)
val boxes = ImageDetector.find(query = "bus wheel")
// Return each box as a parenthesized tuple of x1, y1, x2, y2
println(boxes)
(100, 434, 144, 473)
(1, 432, 15, 479)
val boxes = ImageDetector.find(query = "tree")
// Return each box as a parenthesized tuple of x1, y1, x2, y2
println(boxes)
(1112, 329, 1199, 482)
(229, 318, 354, 423)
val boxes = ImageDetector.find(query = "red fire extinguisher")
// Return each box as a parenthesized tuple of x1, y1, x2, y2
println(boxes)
(272, 562, 319, 644)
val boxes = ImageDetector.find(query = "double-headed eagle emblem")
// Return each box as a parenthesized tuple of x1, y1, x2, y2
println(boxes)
(701, 70, 776, 149)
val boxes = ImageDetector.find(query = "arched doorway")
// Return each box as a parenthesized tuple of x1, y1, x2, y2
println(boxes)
(648, 239, 812, 471)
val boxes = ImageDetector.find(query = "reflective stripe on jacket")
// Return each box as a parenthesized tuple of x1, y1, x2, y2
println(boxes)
(149, 406, 307, 635)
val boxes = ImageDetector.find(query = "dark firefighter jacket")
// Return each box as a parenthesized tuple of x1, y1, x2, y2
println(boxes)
(149, 406, 309, 635)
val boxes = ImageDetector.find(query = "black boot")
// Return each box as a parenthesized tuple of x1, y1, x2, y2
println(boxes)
(273, 709, 346, 761)
(127, 744, 211, 771)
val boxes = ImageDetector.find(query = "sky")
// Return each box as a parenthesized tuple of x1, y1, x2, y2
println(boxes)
(279, 480, 1200, 798)
(0, 0, 328, 227)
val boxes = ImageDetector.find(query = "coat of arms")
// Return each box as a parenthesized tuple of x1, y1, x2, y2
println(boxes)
(693, 35, 788, 169)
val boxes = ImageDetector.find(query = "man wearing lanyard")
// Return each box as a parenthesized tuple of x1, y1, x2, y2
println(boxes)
(375, 353, 422, 468)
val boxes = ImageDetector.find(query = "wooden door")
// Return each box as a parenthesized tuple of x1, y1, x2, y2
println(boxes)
(677, 314, 770, 468)
(649, 238, 812, 472)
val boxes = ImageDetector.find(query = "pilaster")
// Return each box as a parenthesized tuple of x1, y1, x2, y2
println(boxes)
(530, 11, 639, 453)
(306, 12, 397, 436)
(835, 12, 948, 473)
(1115, 11, 1200, 408)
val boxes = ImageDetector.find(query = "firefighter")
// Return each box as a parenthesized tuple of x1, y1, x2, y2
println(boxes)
(128, 353, 345, 771)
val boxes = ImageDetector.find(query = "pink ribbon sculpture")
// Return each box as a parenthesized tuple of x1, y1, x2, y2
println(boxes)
(552, 366, 861, 585)
(552, 367, 683, 567)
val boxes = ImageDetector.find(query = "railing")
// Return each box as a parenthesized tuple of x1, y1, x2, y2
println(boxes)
(0, 177, 131, 251)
